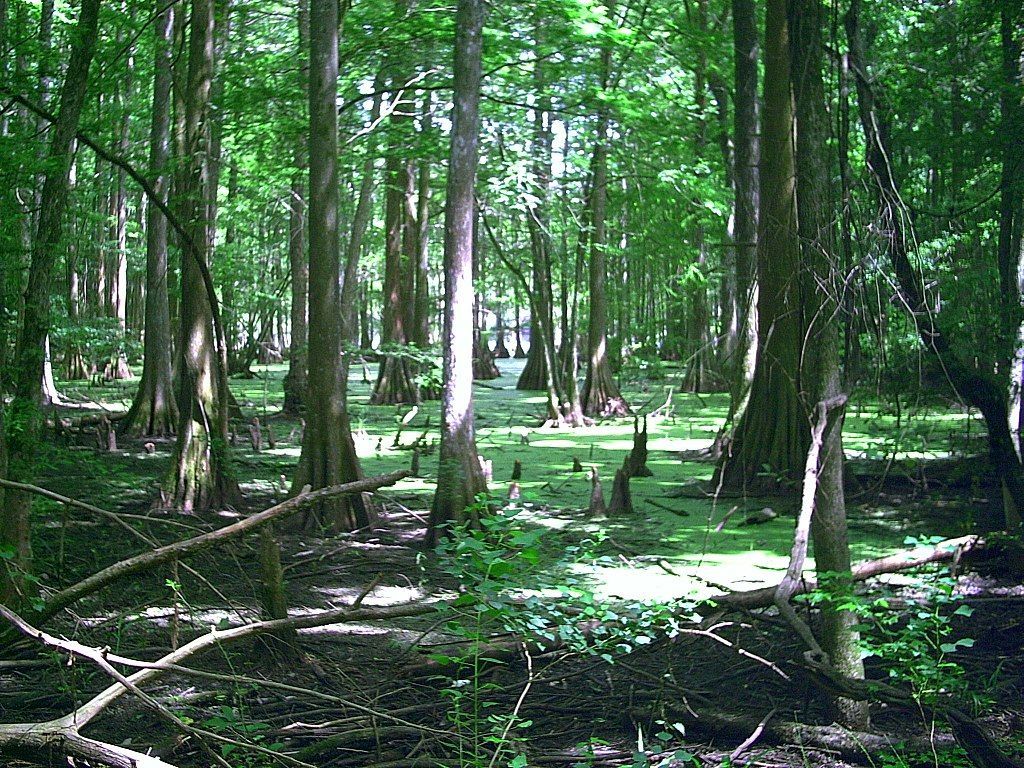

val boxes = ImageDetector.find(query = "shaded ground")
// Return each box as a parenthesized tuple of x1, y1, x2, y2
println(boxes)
(2, 359, 1020, 768)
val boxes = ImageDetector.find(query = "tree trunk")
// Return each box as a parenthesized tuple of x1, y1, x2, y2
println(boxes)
(518, 19, 555, 394)
(493, 309, 510, 358)
(123, 0, 179, 437)
(282, 0, 309, 415)
(413, 91, 433, 349)
(371, 58, 420, 406)
(342, 79, 384, 343)
(106, 30, 133, 381)
(513, 300, 527, 358)
(291, 0, 371, 532)
(1, 0, 100, 607)
(472, 214, 499, 380)
(791, 0, 869, 728)
(427, 0, 488, 543)
(718, 0, 760, 435)
(714, 0, 808, 493)
(165, 0, 239, 511)
(581, 11, 628, 418)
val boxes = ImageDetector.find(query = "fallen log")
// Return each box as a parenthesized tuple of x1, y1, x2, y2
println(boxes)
(672, 707, 956, 763)
(712, 534, 983, 611)
(30, 469, 411, 624)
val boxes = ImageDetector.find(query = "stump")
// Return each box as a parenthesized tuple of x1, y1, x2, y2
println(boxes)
(588, 467, 607, 517)
(249, 418, 262, 452)
(625, 416, 653, 477)
(608, 467, 634, 515)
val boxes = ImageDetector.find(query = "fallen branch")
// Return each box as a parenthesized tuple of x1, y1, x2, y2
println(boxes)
(675, 707, 956, 763)
(774, 396, 847, 661)
(713, 534, 983, 610)
(33, 470, 411, 623)
(0, 598, 438, 767)
(0, 478, 245, 620)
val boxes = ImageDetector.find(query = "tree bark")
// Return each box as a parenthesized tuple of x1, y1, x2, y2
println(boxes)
(372, 50, 421, 406)
(282, 0, 310, 415)
(581, 12, 629, 419)
(123, 0, 179, 437)
(164, 0, 240, 511)
(1, 0, 101, 607)
(791, 0, 868, 727)
(427, 0, 489, 543)
(291, 0, 372, 532)
(472, 213, 500, 380)
(413, 92, 433, 349)
(106, 24, 134, 381)
(714, 0, 808, 493)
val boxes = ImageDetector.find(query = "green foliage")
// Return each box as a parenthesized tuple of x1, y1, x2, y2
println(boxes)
(197, 704, 284, 765)
(52, 316, 142, 367)
(802, 557, 982, 710)
(427, 502, 697, 767)
(620, 344, 667, 382)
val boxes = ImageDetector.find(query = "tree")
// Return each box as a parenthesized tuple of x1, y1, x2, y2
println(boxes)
(427, 0, 488, 543)
(164, 0, 240, 511)
(1, 0, 101, 605)
(123, 0, 179, 437)
(581, 7, 629, 419)
(714, 0, 808, 493)
(372, 28, 423, 407)
(282, 0, 310, 415)
(727, 0, 758, 400)
(791, 0, 868, 727)
(291, 0, 373, 532)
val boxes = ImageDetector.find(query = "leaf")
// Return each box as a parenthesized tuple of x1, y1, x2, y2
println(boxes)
(509, 754, 528, 768)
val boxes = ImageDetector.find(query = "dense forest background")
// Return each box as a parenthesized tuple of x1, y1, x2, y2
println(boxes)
(0, 0, 1023, 766)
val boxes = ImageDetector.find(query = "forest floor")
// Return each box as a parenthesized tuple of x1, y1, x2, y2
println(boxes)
(3, 359, 1022, 768)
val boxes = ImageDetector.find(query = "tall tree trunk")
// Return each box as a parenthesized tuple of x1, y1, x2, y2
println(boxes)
(123, 0, 179, 437)
(34, 0, 62, 406)
(791, 0, 869, 728)
(427, 0, 488, 543)
(722, 0, 760, 422)
(165, 0, 239, 511)
(65, 151, 90, 380)
(291, 0, 371, 532)
(518, 18, 554, 395)
(342, 80, 384, 344)
(472, 212, 499, 380)
(714, 0, 808, 493)
(282, 0, 309, 415)
(1, 0, 100, 607)
(682, 1, 713, 394)
(372, 53, 420, 405)
(581, 17, 628, 418)
(413, 91, 433, 349)
(107, 23, 133, 381)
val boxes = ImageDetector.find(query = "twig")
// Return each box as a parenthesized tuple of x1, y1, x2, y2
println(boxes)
(729, 707, 776, 761)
